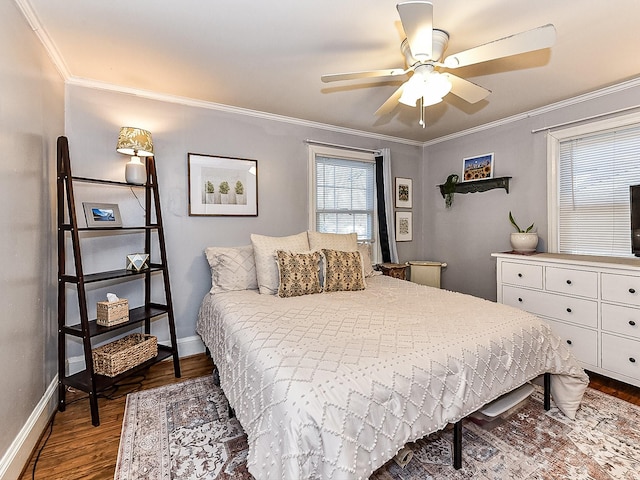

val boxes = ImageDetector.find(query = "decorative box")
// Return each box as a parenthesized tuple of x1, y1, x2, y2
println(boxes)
(92, 333, 157, 377)
(126, 253, 150, 272)
(96, 298, 129, 326)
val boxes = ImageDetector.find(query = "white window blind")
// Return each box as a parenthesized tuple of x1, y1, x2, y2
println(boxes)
(558, 123, 640, 256)
(315, 155, 375, 242)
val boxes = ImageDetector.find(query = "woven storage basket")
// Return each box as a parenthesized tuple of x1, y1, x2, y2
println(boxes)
(96, 299, 129, 326)
(92, 333, 157, 377)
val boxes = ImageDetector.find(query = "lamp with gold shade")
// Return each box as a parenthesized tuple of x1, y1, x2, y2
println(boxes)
(116, 127, 154, 185)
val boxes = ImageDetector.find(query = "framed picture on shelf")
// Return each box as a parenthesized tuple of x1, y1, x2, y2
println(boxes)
(188, 153, 258, 216)
(395, 177, 413, 208)
(82, 202, 122, 228)
(462, 152, 494, 182)
(395, 211, 412, 242)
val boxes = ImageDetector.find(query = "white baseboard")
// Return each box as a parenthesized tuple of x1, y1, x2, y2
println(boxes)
(0, 377, 57, 480)
(0, 334, 206, 480)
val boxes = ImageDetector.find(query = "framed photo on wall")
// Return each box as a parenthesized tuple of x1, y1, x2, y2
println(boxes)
(82, 202, 122, 228)
(462, 152, 494, 182)
(395, 211, 412, 242)
(395, 177, 412, 208)
(188, 153, 258, 216)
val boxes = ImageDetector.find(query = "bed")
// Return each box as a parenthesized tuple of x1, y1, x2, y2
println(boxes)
(196, 232, 588, 479)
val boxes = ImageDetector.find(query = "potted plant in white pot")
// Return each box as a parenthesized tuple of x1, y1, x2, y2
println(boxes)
(235, 180, 245, 205)
(509, 211, 538, 252)
(205, 181, 215, 204)
(219, 181, 230, 204)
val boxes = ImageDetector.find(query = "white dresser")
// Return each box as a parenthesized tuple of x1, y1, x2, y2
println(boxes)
(493, 252, 640, 387)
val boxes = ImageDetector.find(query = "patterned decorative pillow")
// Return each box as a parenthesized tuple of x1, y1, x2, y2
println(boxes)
(251, 232, 310, 295)
(307, 231, 358, 252)
(204, 245, 258, 294)
(275, 250, 322, 298)
(322, 249, 366, 292)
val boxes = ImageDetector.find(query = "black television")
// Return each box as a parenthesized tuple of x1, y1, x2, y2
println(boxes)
(631, 185, 640, 256)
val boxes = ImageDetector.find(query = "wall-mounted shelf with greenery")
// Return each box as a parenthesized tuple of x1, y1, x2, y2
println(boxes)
(438, 176, 512, 198)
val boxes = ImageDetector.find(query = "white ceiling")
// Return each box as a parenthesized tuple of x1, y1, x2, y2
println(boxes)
(20, 0, 640, 143)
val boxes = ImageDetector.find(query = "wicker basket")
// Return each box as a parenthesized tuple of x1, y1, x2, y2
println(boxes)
(96, 299, 129, 326)
(92, 333, 157, 377)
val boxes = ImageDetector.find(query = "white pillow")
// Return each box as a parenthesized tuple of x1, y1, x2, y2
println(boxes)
(307, 231, 358, 252)
(251, 232, 310, 294)
(357, 243, 376, 278)
(204, 245, 258, 294)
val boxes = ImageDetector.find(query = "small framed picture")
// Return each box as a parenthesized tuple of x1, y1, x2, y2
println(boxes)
(82, 202, 122, 228)
(188, 153, 258, 216)
(395, 211, 412, 242)
(395, 177, 413, 208)
(462, 153, 494, 182)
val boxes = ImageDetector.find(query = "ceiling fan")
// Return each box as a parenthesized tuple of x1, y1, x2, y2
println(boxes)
(321, 1, 556, 127)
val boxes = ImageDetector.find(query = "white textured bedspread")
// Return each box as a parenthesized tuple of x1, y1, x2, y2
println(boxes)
(197, 275, 588, 479)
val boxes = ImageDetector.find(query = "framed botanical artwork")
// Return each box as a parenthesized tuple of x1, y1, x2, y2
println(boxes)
(188, 153, 258, 216)
(462, 153, 494, 182)
(395, 177, 413, 208)
(395, 211, 412, 242)
(82, 202, 122, 228)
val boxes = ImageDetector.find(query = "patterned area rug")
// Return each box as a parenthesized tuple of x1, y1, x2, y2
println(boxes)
(115, 375, 640, 479)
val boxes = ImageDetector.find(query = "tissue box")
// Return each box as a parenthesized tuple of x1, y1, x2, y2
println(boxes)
(96, 299, 129, 326)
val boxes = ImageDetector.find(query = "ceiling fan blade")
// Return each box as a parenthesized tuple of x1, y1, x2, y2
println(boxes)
(443, 24, 557, 69)
(375, 84, 405, 116)
(397, 1, 433, 60)
(443, 73, 491, 103)
(321, 68, 408, 83)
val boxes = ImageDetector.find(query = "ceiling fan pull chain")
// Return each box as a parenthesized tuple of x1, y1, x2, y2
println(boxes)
(419, 97, 426, 128)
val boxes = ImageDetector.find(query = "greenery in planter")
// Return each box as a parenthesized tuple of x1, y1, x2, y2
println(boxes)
(219, 181, 230, 194)
(205, 181, 214, 194)
(235, 180, 244, 195)
(509, 211, 535, 233)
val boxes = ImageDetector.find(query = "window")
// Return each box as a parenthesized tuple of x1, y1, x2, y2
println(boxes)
(548, 112, 640, 257)
(308, 144, 377, 252)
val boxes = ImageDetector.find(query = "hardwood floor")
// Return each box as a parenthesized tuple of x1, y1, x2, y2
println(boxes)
(19, 354, 214, 480)
(18, 355, 640, 479)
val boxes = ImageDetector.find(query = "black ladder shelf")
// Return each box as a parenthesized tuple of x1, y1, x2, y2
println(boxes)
(56, 136, 180, 426)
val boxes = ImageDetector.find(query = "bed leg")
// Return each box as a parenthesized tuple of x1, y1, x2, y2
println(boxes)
(453, 420, 462, 469)
(544, 372, 551, 411)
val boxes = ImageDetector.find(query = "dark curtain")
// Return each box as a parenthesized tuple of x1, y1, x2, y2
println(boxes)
(375, 155, 391, 263)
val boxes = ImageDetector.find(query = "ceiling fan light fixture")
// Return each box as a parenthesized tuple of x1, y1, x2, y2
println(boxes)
(398, 70, 451, 107)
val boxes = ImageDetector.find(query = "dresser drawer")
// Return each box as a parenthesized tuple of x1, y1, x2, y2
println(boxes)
(502, 285, 598, 328)
(545, 319, 598, 367)
(601, 273, 640, 306)
(601, 303, 640, 340)
(601, 333, 640, 381)
(545, 266, 597, 298)
(501, 262, 543, 289)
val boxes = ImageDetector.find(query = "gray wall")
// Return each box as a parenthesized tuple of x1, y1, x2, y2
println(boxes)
(0, 0, 64, 472)
(64, 85, 424, 353)
(424, 82, 640, 300)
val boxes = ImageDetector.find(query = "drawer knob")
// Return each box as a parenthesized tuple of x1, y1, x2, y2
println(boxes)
(630, 320, 637, 326)
(566, 279, 572, 285)
(566, 308, 572, 313)
(630, 357, 637, 363)
(630, 288, 636, 294)
(518, 273, 523, 278)
(518, 297, 523, 302)
(566, 339, 572, 345)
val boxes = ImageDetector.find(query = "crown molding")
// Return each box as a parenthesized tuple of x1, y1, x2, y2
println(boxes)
(14, 0, 71, 79)
(65, 77, 424, 147)
(423, 76, 640, 147)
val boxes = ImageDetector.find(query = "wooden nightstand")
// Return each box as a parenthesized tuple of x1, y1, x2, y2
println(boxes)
(378, 262, 408, 280)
